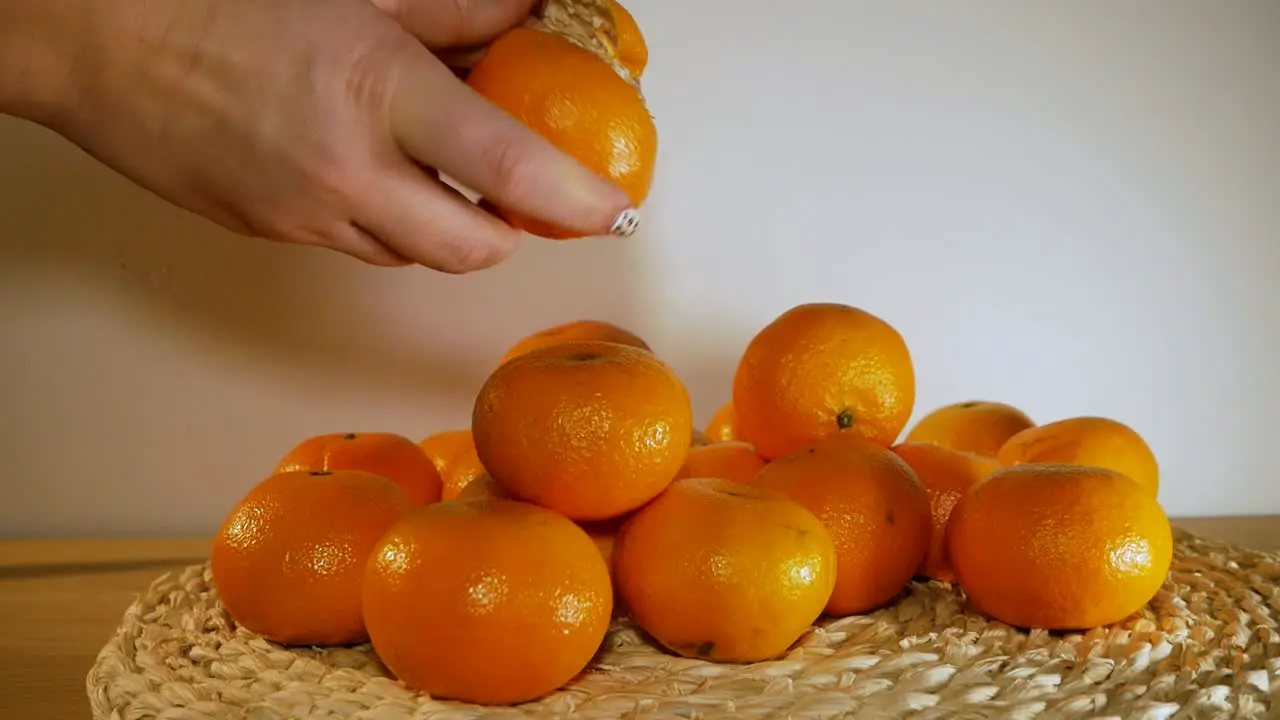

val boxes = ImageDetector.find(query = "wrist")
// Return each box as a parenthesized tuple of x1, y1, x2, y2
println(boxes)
(0, 0, 88, 129)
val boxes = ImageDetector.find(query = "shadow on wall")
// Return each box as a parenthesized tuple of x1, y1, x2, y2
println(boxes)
(0, 120, 650, 413)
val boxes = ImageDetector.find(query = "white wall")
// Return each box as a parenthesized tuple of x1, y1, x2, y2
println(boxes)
(2, 1, 1277, 537)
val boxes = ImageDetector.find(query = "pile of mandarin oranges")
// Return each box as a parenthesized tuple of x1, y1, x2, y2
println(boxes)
(208, 0, 1173, 707)
(210, 302, 1173, 707)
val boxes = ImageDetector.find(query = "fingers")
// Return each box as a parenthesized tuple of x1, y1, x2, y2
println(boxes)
(370, 0, 537, 48)
(387, 53, 637, 239)
(352, 157, 524, 274)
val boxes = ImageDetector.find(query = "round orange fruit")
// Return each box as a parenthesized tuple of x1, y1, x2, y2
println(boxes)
(751, 435, 932, 616)
(674, 440, 767, 484)
(419, 430, 487, 501)
(417, 429, 471, 476)
(890, 442, 1002, 582)
(467, 3, 656, 240)
(905, 400, 1035, 458)
(210, 469, 414, 646)
(453, 473, 510, 501)
(275, 432, 443, 506)
(362, 498, 613, 705)
(472, 340, 692, 521)
(613, 477, 836, 662)
(996, 415, 1159, 496)
(733, 302, 915, 460)
(497, 319, 650, 367)
(703, 401, 738, 442)
(946, 463, 1173, 630)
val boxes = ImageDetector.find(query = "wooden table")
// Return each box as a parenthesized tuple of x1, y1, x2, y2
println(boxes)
(3, 518, 1278, 719)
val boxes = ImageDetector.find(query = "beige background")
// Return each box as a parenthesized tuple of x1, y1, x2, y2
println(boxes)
(2, 0, 1279, 537)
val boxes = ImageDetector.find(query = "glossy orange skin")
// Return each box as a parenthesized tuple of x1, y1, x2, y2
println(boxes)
(276, 432, 443, 506)
(497, 320, 650, 367)
(733, 303, 915, 460)
(613, 477, 836, 662)
(890, 442, 1002, 582)
(751, 435, 932, 616)
(210, 469, 414, 646)
(996, 416, 1159, 496)
(473, 340, 692, 521)
(362, 498, 613, 705)
(579, 512, 632, 617)
(674, 441, 767, 484)
(467, 28, 657, 239)
(454, 473, 510, 501)
(609, 0, 648, 78)
(905, 401, 1035, 458)
(703, 401, 738, 442)
(419, 430, 487, 501)
(945, 463, 1173, 630)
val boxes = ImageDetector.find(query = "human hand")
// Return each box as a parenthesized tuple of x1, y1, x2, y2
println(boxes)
(29, 0, 638, 271)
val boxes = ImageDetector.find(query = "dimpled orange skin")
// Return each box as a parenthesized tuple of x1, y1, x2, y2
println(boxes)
(362, 498, 613, 705)
(945, 463, 1173, 630)
(613, 477, 837, 663)
(454, 473, 510, 501)
(472, 340, 693, 522)
(751, 435, 932, 616)
(497, 320, 651, 367)
(466, 27, 657, 240)
(703, 401, 738, 442)
(890, 442, 1003, 582)
(609, 0, 648, 78)
(905, 401, 1036, 458)
(733, 303, 915, 461)
(674, 441, 767, 484)
(996, 416, 1160, 496)
(276, 432, 443, 506)
(210, 469, 414, 646)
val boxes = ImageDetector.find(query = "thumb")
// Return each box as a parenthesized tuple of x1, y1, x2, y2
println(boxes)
(371, 0, 538, 48)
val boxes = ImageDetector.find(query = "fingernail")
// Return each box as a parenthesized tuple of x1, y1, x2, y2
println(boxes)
(610, 208, 641, 237)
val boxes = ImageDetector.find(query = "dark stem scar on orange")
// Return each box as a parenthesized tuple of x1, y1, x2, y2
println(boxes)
(343, 433, 357, 440)
(310, 471, 334, 476)
(836, 409, 855, 429)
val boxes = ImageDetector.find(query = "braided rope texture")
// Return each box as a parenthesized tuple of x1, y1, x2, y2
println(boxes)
(87, 529, 1279, 719)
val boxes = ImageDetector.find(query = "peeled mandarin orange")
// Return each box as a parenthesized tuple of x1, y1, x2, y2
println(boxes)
(905, 400, 1035, 458)
(674, 440, 767, 484)
(613, 477, 836, 662)
(751, 435, 932, 616)
(996, 416, 1159, 496)
(497, 319, 650, 367)
(703, 401, 738, 442)
(890, 442, 1002, 582)
(472, 340, 692, 521)
(946, 463, 1173, 630)
(210, 469, 414, 646)
(467, 0, 657, 239)
(363, 498, 613, 705)
(275, 432, 442, 506)
(733, 303, 915, 460)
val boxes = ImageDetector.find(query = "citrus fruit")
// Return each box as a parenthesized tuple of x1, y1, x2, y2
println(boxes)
(751, 435, 932, 616)
(613, 477, 836, 662)
(362, 498, 613, 705)
(467, 0, 656, 239)
(473, 340, 692, 521)
(454, 473, 510, 501)
(275, 432, 442, 506)
(210, 469, 414, 646)
(703, 401, 738, 442)
(733, 302, 915, 460)
(418, 430, 486, 500)
(417, 428, 471, 476)
(890, 442, 1002, 582)
(946, 463, 1173, 630)
(674, 440, 767, 484)
(996, 416, 1159, 496)
(497, 319, 650, 367)
(905, 400, 1035, 458)
(609, 0, 647, 78)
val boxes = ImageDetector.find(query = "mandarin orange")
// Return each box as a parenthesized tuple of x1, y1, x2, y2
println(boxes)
(905, 400, 1035, 458)
(275, 432, 442, 506)
(996, 415, 1159, 496)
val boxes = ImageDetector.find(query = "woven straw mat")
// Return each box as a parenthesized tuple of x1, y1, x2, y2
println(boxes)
(87, 528, 1279, 720)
